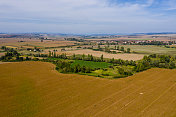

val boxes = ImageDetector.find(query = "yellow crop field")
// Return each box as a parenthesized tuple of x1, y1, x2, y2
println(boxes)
(65, 49, 144, 60)
(0, 38, 75, 48)
(0, 62, 176, 117)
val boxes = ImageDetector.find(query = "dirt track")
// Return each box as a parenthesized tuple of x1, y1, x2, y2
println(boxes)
(0, 62, 176, 117)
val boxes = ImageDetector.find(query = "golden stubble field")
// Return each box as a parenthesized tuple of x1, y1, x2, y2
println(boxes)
(0, 38, 75, 48)
(41, 48, 144, 61)
(0, 62, 176, 117)
(65, 49, 144, 60)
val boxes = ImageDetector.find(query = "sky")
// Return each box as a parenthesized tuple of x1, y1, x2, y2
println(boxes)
(0, 0, 176, 34)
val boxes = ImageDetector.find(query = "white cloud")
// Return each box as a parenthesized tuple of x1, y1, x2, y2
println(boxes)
(0, 0, 176, 33)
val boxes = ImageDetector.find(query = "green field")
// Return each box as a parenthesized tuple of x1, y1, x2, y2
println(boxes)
(87, 65, 135, 78)
(121, 45, 176, 55)
(47, 58, 112, 69)
(72, 60, 112, 69)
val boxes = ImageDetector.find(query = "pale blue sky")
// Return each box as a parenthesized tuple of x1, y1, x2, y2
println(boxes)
(0, 0, 176, 34)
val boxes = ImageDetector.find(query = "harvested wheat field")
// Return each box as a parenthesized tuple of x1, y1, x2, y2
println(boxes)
(0, 38, 75, 48)
(0, 61, 176, 117)
(66, 49, 144, 60)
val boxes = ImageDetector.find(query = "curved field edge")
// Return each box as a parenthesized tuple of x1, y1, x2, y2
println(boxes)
(0, 61, 176, 117)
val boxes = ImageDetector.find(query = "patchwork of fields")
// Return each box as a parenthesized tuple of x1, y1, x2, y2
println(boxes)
(1, 38, 176, 60)
(0, 62, 176, 117)
(0, 38, 75, 48)
(122, 45, 176, 55)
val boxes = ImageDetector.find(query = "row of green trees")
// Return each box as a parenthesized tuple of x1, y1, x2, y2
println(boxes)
(115, 46, 131, 53)
(115, 55, 176, 77)
(43, 59, 92, 73)
(136, 41, 175, 45)
(1, 46, 12, 51)
(0, 48, 39, 62)
(1, 47, 175, 78)
(96, 45, 131, 53)
(134, 55, 176, 72)
(51, 53, 137, 66)
(117, 67, 133, 77)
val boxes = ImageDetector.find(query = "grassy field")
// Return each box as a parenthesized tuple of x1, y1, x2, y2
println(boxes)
(122, 45, 176, 55)
(72, 60, 112, 69)
(46, 58, 112, 69)
(0, 61, 176, 117)
(88, 65, 135, 78)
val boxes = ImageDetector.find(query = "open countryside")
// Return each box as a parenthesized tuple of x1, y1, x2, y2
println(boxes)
(0, 62, 176, 117)
(1, 0, 176, 116)
(1, 34, 176, 116)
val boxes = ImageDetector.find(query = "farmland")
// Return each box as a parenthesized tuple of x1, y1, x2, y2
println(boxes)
(1, 37, 176, 61)
(0, 36, 176, 116)
(0, 38, 145, 61)
(1, 0, 176, 116)
(0, 61, 176, 117)
(122, 45, 176, 55)
(65, 49, 144, 60)
(0, 38, 75, 49)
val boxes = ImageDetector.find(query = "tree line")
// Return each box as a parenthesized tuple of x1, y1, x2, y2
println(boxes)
(1, 46, 176, 78)
(93, 45, 131, 54)
(44, 51, 176, 73)
(0, 48, 39, 62)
